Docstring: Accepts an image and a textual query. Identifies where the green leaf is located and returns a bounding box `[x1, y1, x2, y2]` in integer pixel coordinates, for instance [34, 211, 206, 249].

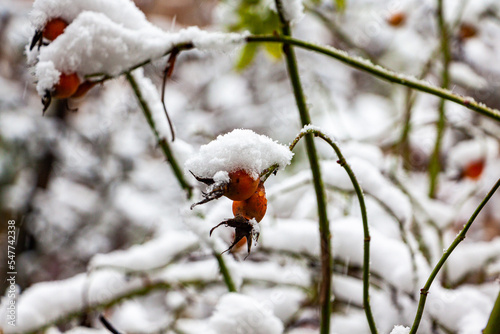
[335, 0, 346, 12]
[264, 42, 282, 60]
[235, 43, 258, 71]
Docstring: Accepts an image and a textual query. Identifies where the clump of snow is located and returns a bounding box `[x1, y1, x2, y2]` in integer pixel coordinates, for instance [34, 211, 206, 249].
[185, 129, 293, 180]
[29, 2, 248, 95]
[33, 11, 168, 83]
[390, 325, 410, 334]
[213, 170, 230, 183]
[209, 293, 284, 334]
[34, 61, 61, 95]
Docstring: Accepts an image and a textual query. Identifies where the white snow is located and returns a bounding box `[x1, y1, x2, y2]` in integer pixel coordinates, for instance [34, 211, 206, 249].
[89, 230, 199, 272]
[209, 293, 284, 334]
[262, 217, 414, 291]
[29, 3, 248, 95]
[446, 237, 500, 284]
[0, 270, 144, 333]
[449, 62, 487, 89]
[322, 157, 413, 227]
[239, 261, 311, 287]
[185, 129, 293, 180]
[34, 61, 61, 95]
[30, 0, 155, 31]
[390, 325, 410, 334]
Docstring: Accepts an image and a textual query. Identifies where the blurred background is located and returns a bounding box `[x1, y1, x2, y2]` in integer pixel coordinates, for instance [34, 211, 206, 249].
[1, 0, 500, 332]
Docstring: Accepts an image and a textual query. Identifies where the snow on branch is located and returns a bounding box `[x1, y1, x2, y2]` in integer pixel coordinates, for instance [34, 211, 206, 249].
[28, 0, 248, 95]
[89, 230, 199, 272]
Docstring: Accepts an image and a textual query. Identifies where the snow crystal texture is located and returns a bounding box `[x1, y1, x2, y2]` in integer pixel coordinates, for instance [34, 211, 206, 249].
[185, 129, 293, 180]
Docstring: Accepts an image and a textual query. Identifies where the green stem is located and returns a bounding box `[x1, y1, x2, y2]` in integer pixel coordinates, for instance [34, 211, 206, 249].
[290, 129, 378, 334]
[125, 72, 192, 199]
[127, 71, 236, 293]
[483, 290, 500, 334]
[399, 48, 438, 167]
[245, 35, 500, 122]
[409, 178, 500, 334]
[214, 252, 237, 292]
[274, 2, 332, 333]
[87, 37, 500, 123]
[429, 0, 452, 198]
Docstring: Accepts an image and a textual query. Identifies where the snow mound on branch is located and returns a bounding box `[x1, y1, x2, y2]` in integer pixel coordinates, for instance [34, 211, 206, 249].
[185, 129, 293, 180]
[89, 230, 198, 272]
[209, 293, 284, 334]
[29, 1, 248, 95]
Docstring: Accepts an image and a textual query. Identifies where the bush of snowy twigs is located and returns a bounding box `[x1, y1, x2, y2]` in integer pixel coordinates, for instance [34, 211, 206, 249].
[0, 0, 499, 333]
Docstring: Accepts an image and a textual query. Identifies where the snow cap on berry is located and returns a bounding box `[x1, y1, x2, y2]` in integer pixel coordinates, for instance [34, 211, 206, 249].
[185, 129, 293, 180]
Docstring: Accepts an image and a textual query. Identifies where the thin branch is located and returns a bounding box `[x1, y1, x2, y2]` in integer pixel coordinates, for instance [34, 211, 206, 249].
[398, 47, 438, 166]
[273, 2, 332, 333]
[245, 35, 500, 122]
[429, 0, 452, 198]
[409, 178, 500, 334]
[85, 36, 499, 123]
[290, 128, 378, 334]
[125, 72, 193, 199]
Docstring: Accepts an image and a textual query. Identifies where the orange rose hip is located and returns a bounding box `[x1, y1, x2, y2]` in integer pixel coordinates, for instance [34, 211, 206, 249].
[224, 170, 260, 201]
[232, 182, 267, 222]
[43, 18, 68, 41]
[52, 73, 81, 99]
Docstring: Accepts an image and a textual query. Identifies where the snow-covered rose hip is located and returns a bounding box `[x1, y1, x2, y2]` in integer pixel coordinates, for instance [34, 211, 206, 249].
[186, 129, 293, 208]
[185, 129, 293, 254]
